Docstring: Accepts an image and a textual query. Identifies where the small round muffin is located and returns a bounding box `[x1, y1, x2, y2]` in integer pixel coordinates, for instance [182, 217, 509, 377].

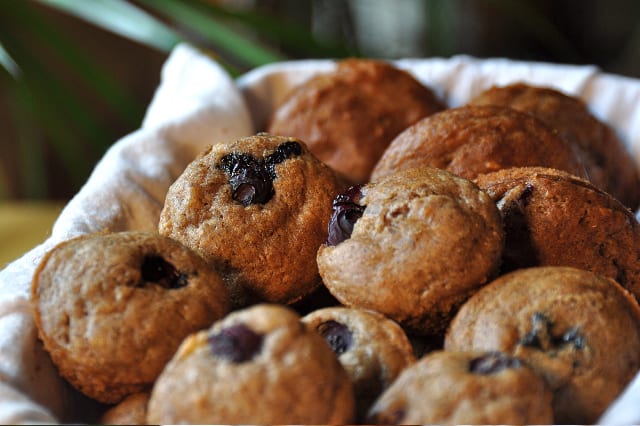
[474, 166, 640, 301]
[302, 307, 416, 421]
[370, 104, 588, 182]
[470, 82, 640, 209]
[367, 350, 553, 425]
[147, 304, 355, 424]
[267, 58, 446, 184]
[444, 266, 640, 424]
[158, 133, 343, 307]
[31, 231, 231, 404]
[100, 392, 149, 425]
[317, 166, 504, 336]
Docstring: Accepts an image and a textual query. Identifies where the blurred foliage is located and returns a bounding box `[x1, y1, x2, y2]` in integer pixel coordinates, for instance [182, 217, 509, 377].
[0, 0, 639, 200]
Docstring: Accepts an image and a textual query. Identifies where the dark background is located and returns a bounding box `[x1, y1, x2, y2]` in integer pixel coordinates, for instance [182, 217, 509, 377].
[1, 0, 639, 201]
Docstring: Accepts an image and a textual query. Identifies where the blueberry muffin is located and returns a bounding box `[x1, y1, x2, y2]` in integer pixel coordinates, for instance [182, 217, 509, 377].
[31, 231, 231, 404]
[100, 392, 149, 425]
[302, 307, 416, 421]
[317, 166, 504, 336]
[267, 58, 446, 184]
[147, 304, 355, 424]
[470, 82, 640, 209]
[367, 350, 553, 425]
[370, 104, 588, 182]
[445, 266, 640, 424]
[474, 166, 640, 301]
[158, 133, 343, 307]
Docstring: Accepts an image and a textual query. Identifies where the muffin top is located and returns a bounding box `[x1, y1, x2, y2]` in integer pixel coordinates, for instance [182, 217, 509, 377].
[268, 58, 446, 184]
[371, 104, 588, 182]
[445, 266, 640, 424]
[317, 166, 504, 335]
[470, 83, 640, 209]
[31, 231, 231, 403]
[159, 133, 343, 306]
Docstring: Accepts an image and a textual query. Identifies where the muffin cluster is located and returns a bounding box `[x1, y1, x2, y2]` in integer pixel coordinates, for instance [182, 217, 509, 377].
[30, 59, 640, 425]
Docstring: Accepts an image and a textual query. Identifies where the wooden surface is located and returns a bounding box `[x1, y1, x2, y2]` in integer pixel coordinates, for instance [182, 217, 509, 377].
[0, 201, 65, 268]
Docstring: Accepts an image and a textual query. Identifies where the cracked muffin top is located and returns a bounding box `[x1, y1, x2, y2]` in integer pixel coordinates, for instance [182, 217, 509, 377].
[474, 166, 640, 302]
[445, 266, 640, 424]
[469, 82, 640, 209]
[158, 133, 343, 307]
[317, 166, 504, 336]
[147, 304, 355, 424]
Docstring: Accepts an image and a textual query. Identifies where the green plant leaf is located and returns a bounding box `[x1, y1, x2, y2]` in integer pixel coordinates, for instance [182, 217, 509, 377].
[187, 0, 357, 58]
[0, 41, 20, 78]
[135, 0, 287, 70]
[36, 0, 181, 52]
[8, 1, 145, 128]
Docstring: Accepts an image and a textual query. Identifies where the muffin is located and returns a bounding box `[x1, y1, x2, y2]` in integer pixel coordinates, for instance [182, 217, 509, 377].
[474, 166, 640, 301]
[370, 104, 588, 182]
[470, 82, 640, 208]
[367, 350, 553, 425]
[317, 166, 504, 335]
[147, 304, 355, 424]
[267, 58, 446, 184]
[158, 133, 343, 306]
[445, 266, 640, 424]
[31, 231, 231, 403]
[302, 307, 416, 421]
[99, 392, 149, 425]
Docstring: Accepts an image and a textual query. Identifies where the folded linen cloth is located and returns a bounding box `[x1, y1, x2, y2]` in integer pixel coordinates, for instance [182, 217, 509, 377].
[1, 42, 639, 424]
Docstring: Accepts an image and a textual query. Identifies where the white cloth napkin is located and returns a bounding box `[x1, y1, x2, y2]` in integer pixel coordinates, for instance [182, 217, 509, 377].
[1, 43, 639, 424]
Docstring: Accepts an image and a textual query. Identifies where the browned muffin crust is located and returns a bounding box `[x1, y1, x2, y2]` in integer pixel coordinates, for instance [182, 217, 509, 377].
[371, 104, 588, 182]
[158, 134, 343, 307]
[268, 58, 446, 184]
[470, 82, 640, 209]
[474, 166, 640, 302]
[367, 350, 553, 425]
[147, 304, 355, 424]
[31, 231, 231, 404]
[302, 307, 416, 421]
[445, 266, 640, 424]
[317, 166, 504, 336]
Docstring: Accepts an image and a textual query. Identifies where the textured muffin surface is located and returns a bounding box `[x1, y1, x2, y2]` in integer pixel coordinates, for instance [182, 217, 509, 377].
[371, 104, 588, 182]
[302, 307, 415, 421]
[147, 304, 355, 424]
[31, 231, 231, 403]
[445, 266, 640, 424]
[159, 134, 342, 306]
[317, 166, 504, 335]
[268, 58, 446, 183]
[475, 166, 640, 301]
[470, 82, 640, 208]
[367, 350, 553, 425]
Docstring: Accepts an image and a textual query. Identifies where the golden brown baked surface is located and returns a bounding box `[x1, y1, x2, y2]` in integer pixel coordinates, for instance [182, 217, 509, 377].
[475, 166, 640, 302]
[147, 304, 355, 424]
[370, 104, 589, 182]
[267, 58, 446, 184]
[367, 350, 553, 425]
[31, 231, 231, 404]
[99, 392, 149, 425]
[302, 306, 415, 421]
[445, 266, 640, 424]
[470, 83, 640, 209]
[158, 133, 343, 306]
[317, 166, 504, 336]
